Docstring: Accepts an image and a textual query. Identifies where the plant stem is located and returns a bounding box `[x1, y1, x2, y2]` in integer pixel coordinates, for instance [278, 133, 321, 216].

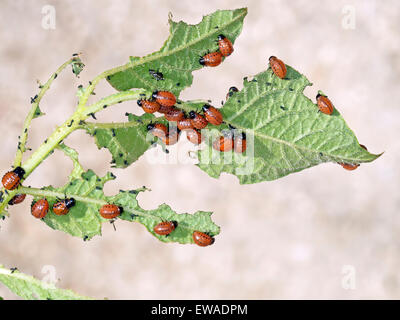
[13, 57, 78, 168]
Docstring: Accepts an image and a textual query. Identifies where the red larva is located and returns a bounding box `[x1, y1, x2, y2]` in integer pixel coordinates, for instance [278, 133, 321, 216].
[199, 52, 223, 67]
[2, 167, 25, 190]
[99, 204, 122, 219]
[233, 132, 247, 153]
[202, 104, 223, 125]
[316, 94, 334, 115]
[152, 91, 176, 108]
[147, 123, 168, 139]
[189, 111, 208, 129]
[137, 100, 160, 114]
[177, 118, 194, 131]
[218, 34, 234, 57]
[192, 231, 214, 247]
[165, 108, 185, 122]
[269, 56, 287, 79]
[162, 132, 179, 146]
[31, 199, 49, 219]
[339, 163, 360, 171]
[186, 129, 203, 145]
[154, 221, 176, 236]
[8, 194, 26, 205]
[53, 198, 76, 216]
[213, 135, 233, 152]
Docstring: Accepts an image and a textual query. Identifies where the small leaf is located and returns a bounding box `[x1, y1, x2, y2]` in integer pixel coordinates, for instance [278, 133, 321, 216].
[197, 66, 381, 184]
[33, 105, 45, 119]
[85, 113, 164, 168]
[0, 265, 92, 300]
[114, 191, 220, 244]
[107, 8, 247, 96]
[71, 57, 85, 76]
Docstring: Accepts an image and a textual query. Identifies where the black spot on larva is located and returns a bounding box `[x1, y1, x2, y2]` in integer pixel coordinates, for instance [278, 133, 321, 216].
[111, 129, 116, 137]
[54, 73, 58, 79]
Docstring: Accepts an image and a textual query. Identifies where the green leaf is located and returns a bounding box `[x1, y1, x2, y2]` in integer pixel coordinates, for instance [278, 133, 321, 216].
[115, 191, 220, 244]
[31, 144, 220, 244]
[107, 8, 247, 96]
[33, 105, 45, 119]
[71, 57, 85, 76]
[85, 113, 161, 168]
[197, 66, 381, 184]
[0, 265, 92, 300]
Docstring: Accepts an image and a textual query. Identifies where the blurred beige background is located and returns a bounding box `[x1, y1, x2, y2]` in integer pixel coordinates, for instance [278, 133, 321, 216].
[0, 0, 398, 299]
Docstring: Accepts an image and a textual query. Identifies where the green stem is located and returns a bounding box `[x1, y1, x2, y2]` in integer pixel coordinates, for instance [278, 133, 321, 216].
[13, 57, 78, 168]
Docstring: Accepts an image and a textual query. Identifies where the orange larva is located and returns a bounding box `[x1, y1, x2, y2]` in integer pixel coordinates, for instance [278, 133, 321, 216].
[152, 91, 176, 108]
[199, 52, 223, 67]
[213, 135, 233, 152]
[218, 34, 234, 57]
[31, 199, 49, 219]
[189, 111, 208, 129]
[165, 108, 185, 122]
[147, 123, 168, 139]
[192, 231, 214, 247]
[233, 132, 247, 153]
[2, 167, 25, 190]
[8, 194, 26, 205]
[162, 133, 179, 146]
[53, 198, 75, 216]
[177, 118, 194, 131]
[137, 100, 160, 114]
[186, 129, 203, 145]
[202, 104, 223, 125]
[316, 94, 334, 115]
[154, 221, 176, 236]
[99, 204, 122, 219]
[269, 56, 287, 79]
[339, 163, 360, 171]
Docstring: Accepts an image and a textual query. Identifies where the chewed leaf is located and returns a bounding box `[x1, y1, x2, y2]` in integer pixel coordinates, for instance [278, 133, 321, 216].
[197, 66, 381, 184]
[107, 8, 247, 96]
[0, 265, 92, 300]
[85, 113, 165, 168]
[32, 145, 220, 243]
[114, 191, 220, 244]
